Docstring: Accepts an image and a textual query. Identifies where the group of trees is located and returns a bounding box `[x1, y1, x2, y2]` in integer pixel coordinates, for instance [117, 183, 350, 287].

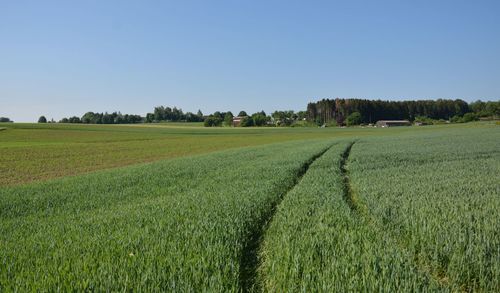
[57, 112, 143, 124]
[146, 106, 203, 123]
[0, 117, 13, 122]
[306, 98, 481, 125]
[469, 100, 500, 118]
[54, 106, 204, 124]
[203, 111, 238, 127]
[203, 110, 308, 127]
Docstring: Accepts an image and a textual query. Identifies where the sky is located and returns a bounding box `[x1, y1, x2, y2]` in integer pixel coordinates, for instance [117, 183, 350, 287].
[1, 0, 499, 122]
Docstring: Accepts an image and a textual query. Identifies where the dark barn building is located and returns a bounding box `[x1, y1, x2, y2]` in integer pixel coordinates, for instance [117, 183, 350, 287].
[376, 120, 411, 127]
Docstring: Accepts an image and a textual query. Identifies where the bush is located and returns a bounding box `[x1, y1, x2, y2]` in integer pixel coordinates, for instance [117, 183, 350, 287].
[462, 113, 479, 122]
[326, 120, 338, 127]
[240, 116, 254, 127]
[252, 114, 267, 126]
[68, 116, 81, 123]
[224, 113, 234, 126]
[414, 116, 434, 125]
[346, 112, 361, 126]
[291, 120, 316, 127]
[450, 115, 463, 123]
[38, 116, 47, 123]
[203, 116, 223, 127]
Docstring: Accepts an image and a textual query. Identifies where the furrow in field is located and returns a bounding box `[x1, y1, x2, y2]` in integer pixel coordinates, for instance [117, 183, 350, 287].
[258, 142, 443, 291]
[0, 139, 334, 291]
[339, 141, 357, 212]
[342, 142, 452, 289]
[348, 130, 500, 291]
[239, 144, 333, 292]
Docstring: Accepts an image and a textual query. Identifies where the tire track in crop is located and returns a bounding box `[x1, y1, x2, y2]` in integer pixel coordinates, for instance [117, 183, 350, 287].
[340, 141, 357, 213]
[340, 142, 453, 290]
[239, 145, 333, 293]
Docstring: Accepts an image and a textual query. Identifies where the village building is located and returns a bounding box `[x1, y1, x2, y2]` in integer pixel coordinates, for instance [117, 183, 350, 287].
[376, 120, 411, 127]
[232, 116, 245, 127]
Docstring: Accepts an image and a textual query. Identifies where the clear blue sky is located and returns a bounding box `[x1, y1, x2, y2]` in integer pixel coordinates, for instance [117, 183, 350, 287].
[1, 0, 499, 122]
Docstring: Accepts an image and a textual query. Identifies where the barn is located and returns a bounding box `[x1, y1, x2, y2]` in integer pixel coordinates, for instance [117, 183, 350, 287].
[376, 120, 411, 127]
[232, 116, 244, 127]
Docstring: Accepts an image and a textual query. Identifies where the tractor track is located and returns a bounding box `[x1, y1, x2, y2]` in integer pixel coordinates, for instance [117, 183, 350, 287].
[239, 144, 333, 292]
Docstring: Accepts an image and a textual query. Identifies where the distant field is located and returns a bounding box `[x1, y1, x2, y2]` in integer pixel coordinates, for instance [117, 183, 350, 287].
[0, 121, 462, 186]
[1, 122, 338, 186]
[0, 122, 498, 291]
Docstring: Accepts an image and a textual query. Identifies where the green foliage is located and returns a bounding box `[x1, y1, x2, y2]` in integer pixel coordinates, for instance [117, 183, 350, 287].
[469, 100, 500, 117]
[68, 116, 81, 123]
[145, 113, 154, 123]
[238, 111, 248, 117]
[272, 110, 296, 126]
[224, 112, 234, 126]
[450, 113, 480, 123]
[38, 116, 47, 123]
[203, 115, 223, 127]
[308, 98, 470, 125]
[326, 120, 338, 127]
[76, 111, 142, 124]
[450, 115, 462, 123]
[346, 112, 361, 126]
[414, 115, 434, 124]
[0, 117, 12, 122]
[290, 120, 316, 127]
[240, 116, 254, 127]
[462, 112, 479, 122]
[251, 112, 268, 126]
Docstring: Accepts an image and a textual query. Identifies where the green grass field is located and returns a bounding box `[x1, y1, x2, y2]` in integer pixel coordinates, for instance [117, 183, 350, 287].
[0, 122, 498, 291]
[0, 122, 371, 186]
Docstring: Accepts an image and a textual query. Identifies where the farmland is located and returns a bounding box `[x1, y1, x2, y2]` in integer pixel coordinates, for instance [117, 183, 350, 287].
[0, 122, 498, 291]
[1, 122, 374, 186]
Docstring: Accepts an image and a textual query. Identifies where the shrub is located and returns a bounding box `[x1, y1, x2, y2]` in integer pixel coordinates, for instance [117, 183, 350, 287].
[346, 112, 362, 126]
[450, 115, 463, 123]
[203, 116, 223, 127]
[462, 112, 479, 122]
[240, 116, 254, 127]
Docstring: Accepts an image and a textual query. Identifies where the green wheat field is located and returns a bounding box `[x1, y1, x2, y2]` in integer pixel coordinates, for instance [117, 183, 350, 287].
[0, 122, 498, 291]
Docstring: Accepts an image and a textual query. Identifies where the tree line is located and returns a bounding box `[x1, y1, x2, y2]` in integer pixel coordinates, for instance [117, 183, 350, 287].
[146, 106, 204, 123]
[35, 99, 499, 126]
[306, 98, 499, 125]
[55, 107, 204, 124]
[51, 107, 308, 127]
[56, 112, 143, 124]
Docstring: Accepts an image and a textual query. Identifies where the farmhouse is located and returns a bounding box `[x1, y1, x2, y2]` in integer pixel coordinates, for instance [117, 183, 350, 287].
[232, 116, 245, 127]
[376, 120, 411, 127]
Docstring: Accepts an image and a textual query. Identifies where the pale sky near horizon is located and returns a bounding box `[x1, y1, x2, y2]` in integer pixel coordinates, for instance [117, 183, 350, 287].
[1, 0, 499, 122]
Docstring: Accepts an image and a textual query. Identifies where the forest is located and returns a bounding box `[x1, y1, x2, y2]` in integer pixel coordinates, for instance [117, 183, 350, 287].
[306, 98, 499, 125]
